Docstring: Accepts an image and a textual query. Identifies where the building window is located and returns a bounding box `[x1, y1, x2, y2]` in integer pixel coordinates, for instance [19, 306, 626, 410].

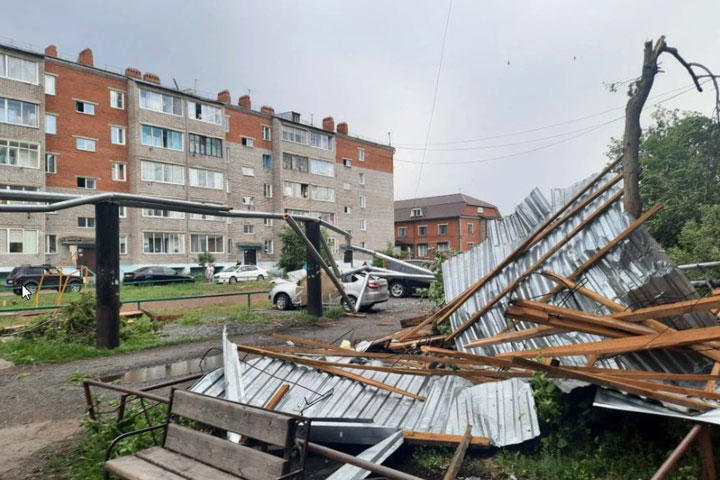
[0, 140, 40, 168]
[141, 160, 185, 184]
[0, 184, 39, 205]
[188, 133, 222, 157]
[142, 209, 184, 219]
[77, 217, 96, 228]
[143, 232, 184, 254]
[417, 243, 428, 257]
[282, 153, 308, 172]
[437, 242, 449, 252]
[44, 74, 56, 95]
[262, 125, 271, 141]
[418, 225, 427, 236]
[111, 126, 126, 145]
[343, 182, 351, 191]
[468, 222, 474, 234]
[141, 125, 183, 151]
[282, 125, 307, 144]
[189, 168, 223, 189]
[359, 172, 365, 185]
[343, 158, 352, 168]
[77, 177, 96, 189]
[327, 237, 338, 254]
[467, 242, 475, 248]
[191, 213, 222, 221]
[241, 166, 255, 177]
[7, 229, 38, 253]
[360, 219, 367, 231]
[398, 227, 407, 238]
[241, 137, 254, 147]
[344, 206, 352, 214]
[262, 154, 273, 169]
[45, 234, 57, 254]
[75, 101, 95, 115]
[360, 241, 367, 248]
[264, 184, 273, 198]
[191, 234, 224, 253]
[45, 153, 57, 173]
[119, 206, 127, 218]
[110, 90, 125, 109]
[139, 89, 183, 116]
[310, 131, 333, 150]
[360, 195, 366, 208]
[112, 162, 126, 182]
[243, 224, 255, 234]
[264, 218, 273, 227]
[187, 101, 222, 125]
[224, 115, 230, 132]
[45, 114, 57, 134]
[0, 54, 38, 84]
[0, 97, 38, 127]
[438, 224, 448, 235]
[358, 148, 365, 162]
[283, 181, 308, 198]
[264, 239, 274, 254]
[75, 137, 96, 152]
[477, 207, 485, 214]
[242, 196, 254, 206]
[310, 185, 335, 202]
[310, 158, 335, 177]
[410, 208, 423, 218]
[119, 236, 128, 255]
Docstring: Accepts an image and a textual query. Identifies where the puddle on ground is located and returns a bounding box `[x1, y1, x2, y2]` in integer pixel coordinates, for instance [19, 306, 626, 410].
[100, 355, 223, 384]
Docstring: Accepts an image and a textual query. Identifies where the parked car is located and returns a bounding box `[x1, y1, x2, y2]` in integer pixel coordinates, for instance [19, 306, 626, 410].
[123, 266, 195, 286]
[269, 270, 389, 311]
[6, 264, 84, 295]
[383, 259, 434, 298]
[213, 265, 268, 284]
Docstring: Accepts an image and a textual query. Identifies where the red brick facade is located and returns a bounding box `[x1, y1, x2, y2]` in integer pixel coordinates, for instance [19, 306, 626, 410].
[396, 216, 489, 257]
[335, 135, 393, 174]
[225, 107, 272, 150]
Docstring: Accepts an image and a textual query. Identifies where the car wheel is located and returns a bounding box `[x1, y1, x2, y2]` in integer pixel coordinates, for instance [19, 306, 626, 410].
[389, 281, 406, 298]
[257, 275, 264, 281]
[275, 293, 292, 311]
[24, 282, 38, 294]
[229, 277, 237, 284]
[68, 281, 82, 293]
[343, 295, 358, 312]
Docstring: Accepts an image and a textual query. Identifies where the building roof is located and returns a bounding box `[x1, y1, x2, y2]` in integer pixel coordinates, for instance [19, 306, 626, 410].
[394, 193, 497, 222]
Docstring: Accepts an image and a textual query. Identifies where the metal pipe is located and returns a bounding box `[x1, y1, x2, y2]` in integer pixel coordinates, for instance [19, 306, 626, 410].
[303, 441, 424, 480]
[95, 203, 120, 349]
[367, 267, 435, 280]
[349, 244, 432, 275]
[318, 235, 342, 278]
[678, 261, 720, 270]
[83, 379, 169, 404]
[354, 272, 372, 314]
[650, 424, 704, 480]
[305, 221, 323, 317]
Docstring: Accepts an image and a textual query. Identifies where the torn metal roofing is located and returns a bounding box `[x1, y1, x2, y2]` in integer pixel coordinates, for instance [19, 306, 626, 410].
[443, 175, 718, 374]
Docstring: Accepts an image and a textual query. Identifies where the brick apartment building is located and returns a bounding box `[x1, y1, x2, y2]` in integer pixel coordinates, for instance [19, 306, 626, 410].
[394, 194, 500, 258]
[0, 42, 394, 274]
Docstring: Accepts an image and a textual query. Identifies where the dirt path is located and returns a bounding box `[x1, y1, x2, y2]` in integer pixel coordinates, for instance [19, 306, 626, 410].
[0, 298, 430, 479]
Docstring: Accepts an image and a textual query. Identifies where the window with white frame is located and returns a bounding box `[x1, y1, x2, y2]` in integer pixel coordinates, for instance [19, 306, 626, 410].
[119, 206, 127, 218]
[141, 160, 184, 184]
[241, 166, 255, 177]
[437, 242, 449, 251]
[359, 172, 365, 185]
[7, 229, 37, 253]
[142, 209, 184, 219]
[344, 206, 352, 214]
[139, 89, 183, 116]
[44, 74, 56, 95]
[141, 125, 183, 151]
[359, 195, 366, 208]
[243, 224, 254, 234]
[477, 207, 485, 213]
[262, 125, 271, 141]
[191, 213, 222, 221]
[282, 125, 307, 144]
[358, 147, 365, 162]
[264, 239, 274, 254]
[310, 185, 335, 202]
[0, 140, 40, 168]
[0, 97, 38, 127]
[110, 90, 125, 109]
[310, 158, 335, 177]
[262, 154, 273, 169]
[143, 232, 184, 254]
[468, 222, 474, 234]
[0, 54, 38, 84]
[241, 137, 254, 147]
[264, 184, 273, 198]
[242, 196, 254, 206]
[283, 181, 307, 198]
[45, 114, 56, 134]
[327, 237, 338, 254]
[343, 182, 351, 191]
[45, 153, 57, 173]
[343, 158, 352, 168]
[264, 218, 273, 227]
[111, 126, 126, 145]
[468, 242, 475, 248]
[418, 225, 427, 236]
[119, 236, 128, 255]
[282, 153, 308, 172]
[223, 115, 230, 132]
[417, 243, 428, 257]
[112, 162, 126, 181]
[360, 219, 367, 231]
[189, 168, 223, 189]
[187, 101, 222, 125]
[76, 137, 96, 151]
[77, 177, 96, 189]
[410, 208, 422, 218]
[77, 217, 96, 228]
[189, 133, 222, 158]
[75, 100, 95, 115]
[46, 234, 57, 254]
[191, 234, 224, 253]
[398, 227, 407, 237]
[310, 131, 333, 150]
[437, 224, 448, 235]
[360, 241, 367, 248]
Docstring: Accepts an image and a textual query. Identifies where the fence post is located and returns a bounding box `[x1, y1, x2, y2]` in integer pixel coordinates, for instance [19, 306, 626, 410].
[95, 202, 121, 349]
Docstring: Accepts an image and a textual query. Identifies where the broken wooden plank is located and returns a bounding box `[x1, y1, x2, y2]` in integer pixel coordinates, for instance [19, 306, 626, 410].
[611, 295, 720, 323]
[402, 430, 490, 448]
[443, 425, 473, 480]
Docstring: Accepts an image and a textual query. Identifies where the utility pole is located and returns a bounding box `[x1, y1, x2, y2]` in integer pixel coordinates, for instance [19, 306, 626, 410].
[95, 202, 120, 348]
[305, 221, 323, 317]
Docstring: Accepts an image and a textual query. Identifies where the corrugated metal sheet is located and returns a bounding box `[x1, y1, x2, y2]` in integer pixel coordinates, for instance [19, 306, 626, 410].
[443, 175, 718, 374]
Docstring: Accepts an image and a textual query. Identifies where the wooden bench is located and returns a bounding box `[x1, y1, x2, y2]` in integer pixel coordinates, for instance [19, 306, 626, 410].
[104, 389, 310, 480]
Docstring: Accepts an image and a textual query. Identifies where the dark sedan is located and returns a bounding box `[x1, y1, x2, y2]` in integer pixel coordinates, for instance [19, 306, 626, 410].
[122, 266, 195, 286]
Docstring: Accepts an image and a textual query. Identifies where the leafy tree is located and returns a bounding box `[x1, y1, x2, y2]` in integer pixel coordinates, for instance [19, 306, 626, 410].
[278, 227, 331, 272]
[196, 252, 215, 267]
[371, 243, 398, 268]
[668, 205, 720, 265]
[417, 248, 460, 309]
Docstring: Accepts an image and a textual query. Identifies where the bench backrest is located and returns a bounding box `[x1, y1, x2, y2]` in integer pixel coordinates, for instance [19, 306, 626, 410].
[164, 390, 300, 480]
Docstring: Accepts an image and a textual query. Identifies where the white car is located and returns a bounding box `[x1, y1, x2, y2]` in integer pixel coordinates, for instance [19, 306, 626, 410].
[213, 265, 268, 284]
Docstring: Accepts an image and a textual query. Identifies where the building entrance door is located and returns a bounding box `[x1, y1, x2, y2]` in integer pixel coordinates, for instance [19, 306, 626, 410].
[77, 246, 97, 272]
[243, 248, 257, 265]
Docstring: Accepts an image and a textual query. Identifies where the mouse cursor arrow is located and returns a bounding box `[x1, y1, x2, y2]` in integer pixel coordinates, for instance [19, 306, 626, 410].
[21, 286, 32, 300]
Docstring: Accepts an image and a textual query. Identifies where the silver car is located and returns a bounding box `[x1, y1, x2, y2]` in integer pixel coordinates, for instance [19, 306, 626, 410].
[269, 271, 389, 311]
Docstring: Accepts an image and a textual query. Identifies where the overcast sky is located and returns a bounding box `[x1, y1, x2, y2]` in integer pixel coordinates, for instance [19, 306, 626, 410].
[4, 1, 719, 214]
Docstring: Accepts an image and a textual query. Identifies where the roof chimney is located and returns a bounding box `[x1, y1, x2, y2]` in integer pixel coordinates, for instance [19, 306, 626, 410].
[336, 122, 348, 135]
[238, 95, 251, 109]
[217, 89, 231, 104]
[142, 72, 160, 84]
[45, 45, 58, 57]
[260, 106, 275, 115]
[77, 48, 94, 67]
[125, 67, 141, 79]
[322, 116, 335, 132]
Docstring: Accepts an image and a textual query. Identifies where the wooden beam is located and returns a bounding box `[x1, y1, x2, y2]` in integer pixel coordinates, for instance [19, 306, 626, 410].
[462, 324, 563, 349]
[264, 384, 290, 410]
[611, 296, 720, 323]
[402, 430, 490, 448]
[443, 425, 473, 480]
